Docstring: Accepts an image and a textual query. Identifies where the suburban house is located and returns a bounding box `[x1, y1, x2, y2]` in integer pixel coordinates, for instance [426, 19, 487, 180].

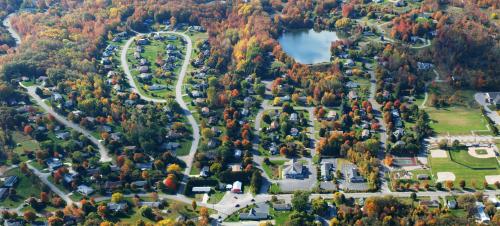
[231, 181, 242, 193]
[320, 160, 337, 181]
[46, 158, 63, 171]
[239, 203, 269, 221]
[447, 200, 457, 209]
[273, 203, 292, 211]
[192, 187, 212, 193]
[77, 185, 94, 196]
[107, 202, 128, 213]
[485, 92, 500, 106]
[326, 111, 338, 121]
[0, 188, 8, 200]
[55, 131, 70, 140]
[200, 166, 210, 177]
[282, 159, 305, 179]
[475, 202, 490, 223]
[346, 167, 365, 183]
[2, 176, 18, 188]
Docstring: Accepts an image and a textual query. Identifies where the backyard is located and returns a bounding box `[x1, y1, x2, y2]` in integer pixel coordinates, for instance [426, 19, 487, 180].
[262, 159, 287, 180]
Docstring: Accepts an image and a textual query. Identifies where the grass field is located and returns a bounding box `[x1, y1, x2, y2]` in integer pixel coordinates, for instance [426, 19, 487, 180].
[427, 107, 488, 135]
[429, 154, 500, 190]
[449, 149, 498, 169]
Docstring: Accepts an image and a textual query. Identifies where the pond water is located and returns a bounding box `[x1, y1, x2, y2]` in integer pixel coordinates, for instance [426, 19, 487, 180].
[278, 29, 339, 64]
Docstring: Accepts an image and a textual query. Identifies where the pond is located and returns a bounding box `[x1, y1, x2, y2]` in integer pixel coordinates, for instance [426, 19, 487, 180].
[278, 29, 339, 64]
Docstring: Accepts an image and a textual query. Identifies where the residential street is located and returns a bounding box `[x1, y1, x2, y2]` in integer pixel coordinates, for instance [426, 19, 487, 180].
[26, 162, 75, 206]
[20, 84, 113, 163]
[120, 30, 199, 191]
[475, 92, 500, 125]
[2, 13, 21, 49]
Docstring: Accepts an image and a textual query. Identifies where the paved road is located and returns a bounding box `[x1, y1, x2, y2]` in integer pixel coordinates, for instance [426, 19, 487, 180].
[20, 84, 113, 162]
[475, 93, 500, 125]
[26, 162, 75, 206]
[251, 98, 318, 192]
[2, 13, 21, 49]
[19, 82, 112, 162]
[9, 14, 112, 163]
[366, 63, 389, 192]
[120, 31, 199, 179]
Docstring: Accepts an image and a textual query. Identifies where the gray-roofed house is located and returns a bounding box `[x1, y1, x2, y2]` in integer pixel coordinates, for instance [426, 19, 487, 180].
[77, 185, 94, 196]
[192, 187, 212, 193]
[0, 188, 8, 200]
[239, 203, 269, 221]
[3, 176, 18, 188]
[46, 158, 63, 171]
[56, 131, 70, 140]
[485, 92, 500, 106]
[107, 202, 128, 213]
[346, 167, 365, 183]
[138, 66, 149, 73]
[282, 159, 305, 179]
[273, 203, 291, 211]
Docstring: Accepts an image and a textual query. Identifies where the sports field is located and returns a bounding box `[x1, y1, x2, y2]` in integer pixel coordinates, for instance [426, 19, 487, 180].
[427, 107, 488, 135]
[429, 149, 500, 189]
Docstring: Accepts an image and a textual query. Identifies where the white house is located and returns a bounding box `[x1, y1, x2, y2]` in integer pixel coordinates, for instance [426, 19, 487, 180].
[475, 202, 490, 223]
[231, 181, 242, 193]
[77, 185, 94, 196]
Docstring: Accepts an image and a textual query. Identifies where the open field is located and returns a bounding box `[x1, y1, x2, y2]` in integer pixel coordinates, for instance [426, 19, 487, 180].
[427, 107, 488, 135]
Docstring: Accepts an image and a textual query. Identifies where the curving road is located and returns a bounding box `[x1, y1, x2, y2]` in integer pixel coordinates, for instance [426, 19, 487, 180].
[20, 84, 113, 162]
[2, 13, 21, 50]
[120, 31, 199, 177]
[8, 13, 112, 163]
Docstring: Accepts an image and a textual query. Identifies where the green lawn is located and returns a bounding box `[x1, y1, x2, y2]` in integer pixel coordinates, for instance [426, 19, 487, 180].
[262, 160, 286, 180]
[270, 208, 292, 225]
[269, 183, 281, 194]
[115, 197, 214, 224]
[207, 190, 225, 204]
[429, 154, 500, 190]
[0, 168, 45, 208]
[427, 107, 488, 135]
[448, 148, 498, 169]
